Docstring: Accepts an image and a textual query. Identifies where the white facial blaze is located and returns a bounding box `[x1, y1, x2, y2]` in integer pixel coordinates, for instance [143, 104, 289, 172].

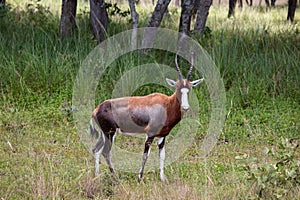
[180, 88, 190, 111]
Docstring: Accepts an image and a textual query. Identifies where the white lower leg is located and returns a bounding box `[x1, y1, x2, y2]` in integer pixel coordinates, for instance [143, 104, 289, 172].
[94, 133, 105, 177]
[94, 150, 101, 176]
[159, 146, 165, 181]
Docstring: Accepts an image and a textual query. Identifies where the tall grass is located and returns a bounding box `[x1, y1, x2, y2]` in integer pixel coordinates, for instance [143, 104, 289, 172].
[0, 1, 299, 199]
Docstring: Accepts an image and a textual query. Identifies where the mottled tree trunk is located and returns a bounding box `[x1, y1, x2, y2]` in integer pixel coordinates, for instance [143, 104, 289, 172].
[194, 0, 212, 33]
[90, 0, 108, 43]
[245, 0, 253, 6]
[179, 0, 194, 35]
[0, 0, 5, 8]
[147, 0, 171, 27]
[228, 0, 237, 18]
[193, 0, 200, 16]
[271, 0, 276, 6]
[238, 0, 243, 8]
[0, 0, 5, 6]
[129, 0, 139, 49]
[142, 0, 171, 48]
[265, 0, 276, 7]
[287, 0, 297, 22]
[60, 0, 77, 39]
[178, 0, 194, 50]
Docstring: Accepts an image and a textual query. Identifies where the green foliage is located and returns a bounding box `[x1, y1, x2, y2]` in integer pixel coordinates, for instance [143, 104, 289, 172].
[106, 2, 130, 18]
[0, 1, 96, 110]
[237, 138, 300, 199]
[2, 0, 55, 31]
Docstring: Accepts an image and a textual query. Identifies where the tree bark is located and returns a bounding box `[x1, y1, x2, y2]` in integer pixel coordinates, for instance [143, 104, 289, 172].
[238, 0, 243, 8]
[90, 0, 109, 43]
[194, 0, 212, 33]
[179, 0, 194, 35]
[60, 0, 77, 39]
[193, 0, 200, 17]
[271, 0, 276, 6]
[128, 0, 139, 49]
[178, 0, 195, 50]
[228, 0, 237, 18]
[142, 0, 171, 48]
[265, 0, 276, 7]
[0, 0, 5, 6]
[245, 0, 253, 6]
[147, 0, 171, 28]
[287, 0, 297, 22]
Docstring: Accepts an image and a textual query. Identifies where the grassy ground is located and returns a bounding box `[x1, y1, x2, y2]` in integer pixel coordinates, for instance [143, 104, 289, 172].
[0, 1, 299, 199]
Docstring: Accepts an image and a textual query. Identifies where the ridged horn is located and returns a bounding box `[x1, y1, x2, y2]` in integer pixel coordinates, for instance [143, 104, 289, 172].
[186, 52, 194, 80]
[175, 53, 183, 80]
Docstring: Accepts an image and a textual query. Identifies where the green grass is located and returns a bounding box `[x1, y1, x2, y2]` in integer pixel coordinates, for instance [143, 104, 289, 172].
[0, 1, 299, 199]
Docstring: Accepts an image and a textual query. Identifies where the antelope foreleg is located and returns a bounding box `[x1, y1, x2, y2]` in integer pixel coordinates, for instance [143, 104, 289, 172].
[138, 136, 154, 182]
[157, 137, 166, 181]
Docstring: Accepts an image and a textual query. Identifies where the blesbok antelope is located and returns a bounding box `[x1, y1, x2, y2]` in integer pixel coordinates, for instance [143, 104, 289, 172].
[90, 53, 204, 181]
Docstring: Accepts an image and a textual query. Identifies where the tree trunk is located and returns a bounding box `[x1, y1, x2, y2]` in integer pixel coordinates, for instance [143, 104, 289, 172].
[228, 0, 237, 18]
[193, 0, 200, 16]
[194, 0, 212, 33]
[142, 0, 171, 48]
[0, 0, 5, 9]
[90, 0, 109, 43]
[238, 0, 243, 8]
[265, 0, 276, 7]
[60, 0, 77, 39]
[271, 0, 276, 6]
[179, 0, 194, 35]
[147, 0, 171, 28]
[0, 0, 5, 6]
[178, 0, 195, 50]
[287, 0, 297, 22]
[128, 0, 139, 49]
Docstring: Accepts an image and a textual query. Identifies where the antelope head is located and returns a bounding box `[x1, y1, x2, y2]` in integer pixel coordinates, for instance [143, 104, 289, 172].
[166, 53, 204, 111]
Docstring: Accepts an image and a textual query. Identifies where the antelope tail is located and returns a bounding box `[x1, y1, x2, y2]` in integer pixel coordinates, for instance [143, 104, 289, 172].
[90, 118, 100, 139]
[90, 118, 106, 154]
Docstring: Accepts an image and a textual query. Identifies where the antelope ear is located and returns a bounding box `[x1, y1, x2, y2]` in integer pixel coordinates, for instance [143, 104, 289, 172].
[166, 78, 177, 87]
[191, 78, 204, 87]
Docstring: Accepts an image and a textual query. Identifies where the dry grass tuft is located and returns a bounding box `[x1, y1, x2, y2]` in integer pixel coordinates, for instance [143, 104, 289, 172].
[114, 180, 200, 200]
